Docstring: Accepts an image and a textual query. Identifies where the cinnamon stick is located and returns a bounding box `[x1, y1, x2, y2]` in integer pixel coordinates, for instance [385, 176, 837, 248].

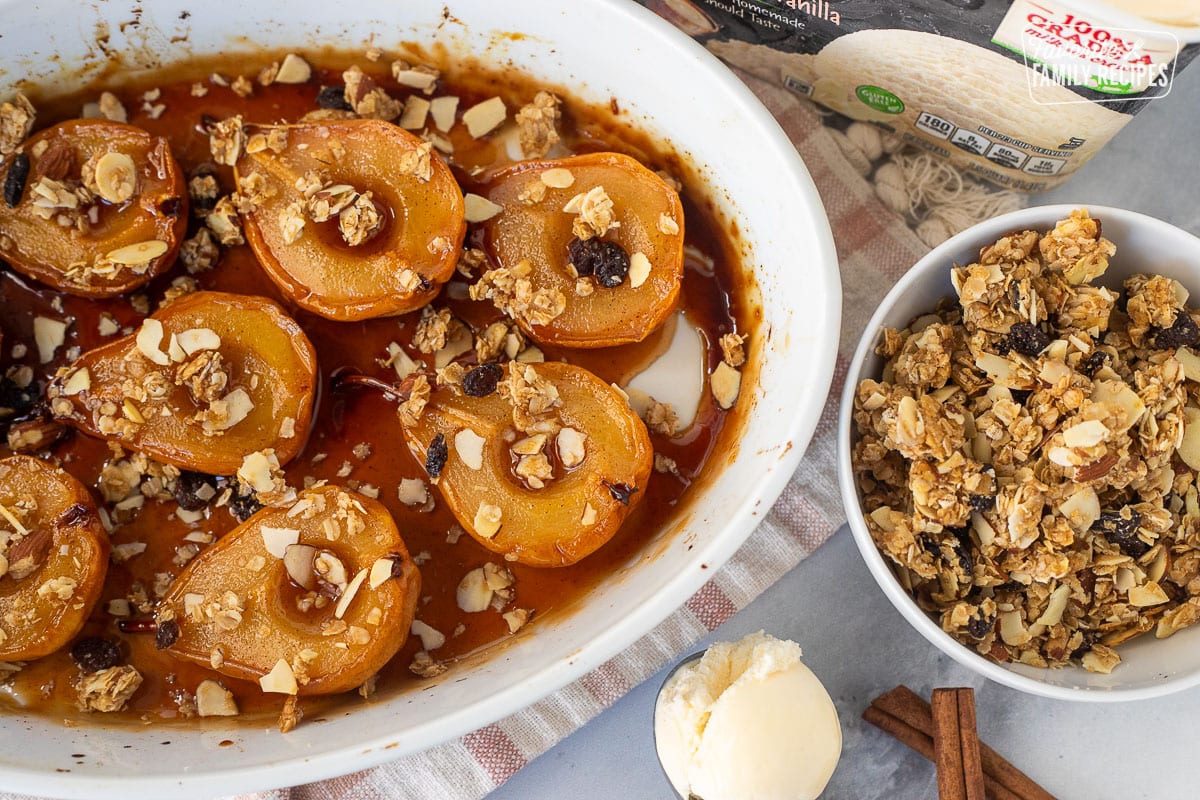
[864, 685, 1056, 800]
[931, 688, 985, 800]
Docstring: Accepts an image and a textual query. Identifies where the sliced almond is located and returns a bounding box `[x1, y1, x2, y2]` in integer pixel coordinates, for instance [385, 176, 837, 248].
[473, 502, 503, 539]
[1178, 348, 1200, 383]
[556, 427, 586, 468]
[1128, 581, 1169, 607]
[998, 609, 1031, 646]
[106, 240, 169, 266]
[261, 526, 300, 559]
[33, 316, 67, 365]
[502, 608, 530, 634]
[313, 550, 348, 589]
[658, 213, 680, 236]
[167, 333, 186, 363]
[196, 679, 239, 717]
[1031, 584, 1072, 630]
[539, 168, 575, 189]
[580, 503, 597, 527]
[135, 318, 169, 365]
[628, 252, 651, 289]
[217, 388, 255, 432]
[429, 96, 459, 132]
[392, 66, 439, 92]
[399, 96, 431, 130]
[1180, 406, 1200, 471]
[94, 152, 138, 203]
[410, 619, 445, 651]
[454, 428, 485, 470]
[274, 53, 312, 84]
[368, 555, 400, 589]
[62, 367, 91, 395]
[512, 434, 548, 456]
[1062, 419, 1108, 448]
[122, 399, 145, 424]
[1058, 487, 1101, 533]
[461, 96, 506, 138]
[177, 328, 222, 356]
[259, 659, 298, 695]
[283, 543, 318, 590]
[334, 568, 368, 619]
[397, 478, 429, 506]
[710, 361, 741, 409]
[456, 567, 493, 613]
[463, 193, 503, 223]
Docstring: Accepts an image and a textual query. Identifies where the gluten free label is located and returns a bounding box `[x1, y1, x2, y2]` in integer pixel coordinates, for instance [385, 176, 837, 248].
[855, 85, 905, 115]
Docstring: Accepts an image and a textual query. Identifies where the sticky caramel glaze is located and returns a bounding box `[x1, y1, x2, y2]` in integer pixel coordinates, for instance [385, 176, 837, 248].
[0, 62, 746, 724]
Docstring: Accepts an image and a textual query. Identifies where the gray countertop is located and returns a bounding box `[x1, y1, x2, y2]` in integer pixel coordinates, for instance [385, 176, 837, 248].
[488, 62, 1200, 800]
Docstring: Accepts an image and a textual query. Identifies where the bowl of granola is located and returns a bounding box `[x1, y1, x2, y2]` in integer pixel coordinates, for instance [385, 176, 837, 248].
[0, 0, 840, 796]
[840, 205, 1200, 701]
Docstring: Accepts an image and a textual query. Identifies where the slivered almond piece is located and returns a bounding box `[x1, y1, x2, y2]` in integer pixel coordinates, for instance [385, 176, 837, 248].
[462, 97, 506, 138]
[1129, 581, 1169, 607]
[62, 367, 91, 395]
[399, 96, 431, 130]
[368, 556, 399, 589]
[106, 240, 169, 266]
[33, 316, 67, 364]
[456, 567, 492, 613]
[540, 168, 574, 189]
[259, 659, 299, 694]
[135, 318, 169, 365]
[473, 502, 502, 539]
[196, 679, 239, 716]
[454, 428, 485, 470]
[556, 428, 586, 468]
[261, 526, 300, 559]
[274, 53, 312, 84]
[333, 568, 368, 619]
[177, 328, 221, 355]
[410, 619, 445, 651]
[710, 361, 741, 409]
[628, 252, 651, 289]
[283, 543, 318, 590]
[1062, 419, 1108, 448]
[463, 193, 503, 223]
[429, 96, 459, 132]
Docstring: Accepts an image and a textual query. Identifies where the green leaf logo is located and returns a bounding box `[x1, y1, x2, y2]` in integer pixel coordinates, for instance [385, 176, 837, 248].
[855, 85, 905, 115]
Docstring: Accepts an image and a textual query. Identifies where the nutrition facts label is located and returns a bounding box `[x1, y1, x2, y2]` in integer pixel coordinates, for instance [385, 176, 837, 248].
[914, 108, 1073, 176]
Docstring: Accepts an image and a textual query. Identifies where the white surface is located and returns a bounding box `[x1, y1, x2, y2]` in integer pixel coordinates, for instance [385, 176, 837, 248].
[839, 202, 1200, 700]
[0, 0, 840, 797]
[489, 51, 1200, 800]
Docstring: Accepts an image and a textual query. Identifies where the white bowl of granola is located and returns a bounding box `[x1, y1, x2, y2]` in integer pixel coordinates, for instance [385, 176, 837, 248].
[840, 204, 1200, 701]
[0, 0, 840, 796]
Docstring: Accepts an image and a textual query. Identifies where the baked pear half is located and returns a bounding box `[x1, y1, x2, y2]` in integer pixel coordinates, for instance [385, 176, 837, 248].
[48, 291, 317, 475]
[234, 119, 466, 321]
[158, 486, 421, 696]
[401, 361, 653, 567]
[0, 119, 187, 297]
[476, 152, 684, 348]
[0, 456, 109, 661]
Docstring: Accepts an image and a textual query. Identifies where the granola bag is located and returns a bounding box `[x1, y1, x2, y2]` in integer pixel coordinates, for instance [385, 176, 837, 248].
[640, 0, 1199, 191]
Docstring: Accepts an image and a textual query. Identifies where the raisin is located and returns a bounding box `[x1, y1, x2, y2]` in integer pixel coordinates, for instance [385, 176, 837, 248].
[155, 619, 179, 650]
[71, 637, 122, 673]
[158, 196, 183, 218]
[1150, 310, 1200, 350]
[1070, 630, 1097, 661]
[1000, 322, 1051, 357]
[968, 494, 995, 513]
[56, 503, 92, 527]
[1094, 508, 1149, 557]
[1080, 350, 1110, 377]
[568, 237, 629, 287]
[602, 480, 638, 505]
[462, 363, 503, 397]
[4, 152, 29, 208]
[425, 433, 448, 479]
[228, 490, 264, 522]
[317, 85, 353, 111]
[388, 554, 407, 580]
[966, 611, 994, 640]
[174, 470, 218, 512]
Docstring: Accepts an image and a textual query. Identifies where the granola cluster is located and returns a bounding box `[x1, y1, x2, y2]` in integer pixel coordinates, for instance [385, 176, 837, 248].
[852, 210, 1200, 674]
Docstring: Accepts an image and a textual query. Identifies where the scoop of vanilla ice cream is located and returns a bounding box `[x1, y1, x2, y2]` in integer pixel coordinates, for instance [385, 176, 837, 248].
[655, 632, 841, 800]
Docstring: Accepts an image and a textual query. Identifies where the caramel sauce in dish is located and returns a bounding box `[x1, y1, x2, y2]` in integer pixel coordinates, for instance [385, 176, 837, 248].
[0, 55, 750, 727]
